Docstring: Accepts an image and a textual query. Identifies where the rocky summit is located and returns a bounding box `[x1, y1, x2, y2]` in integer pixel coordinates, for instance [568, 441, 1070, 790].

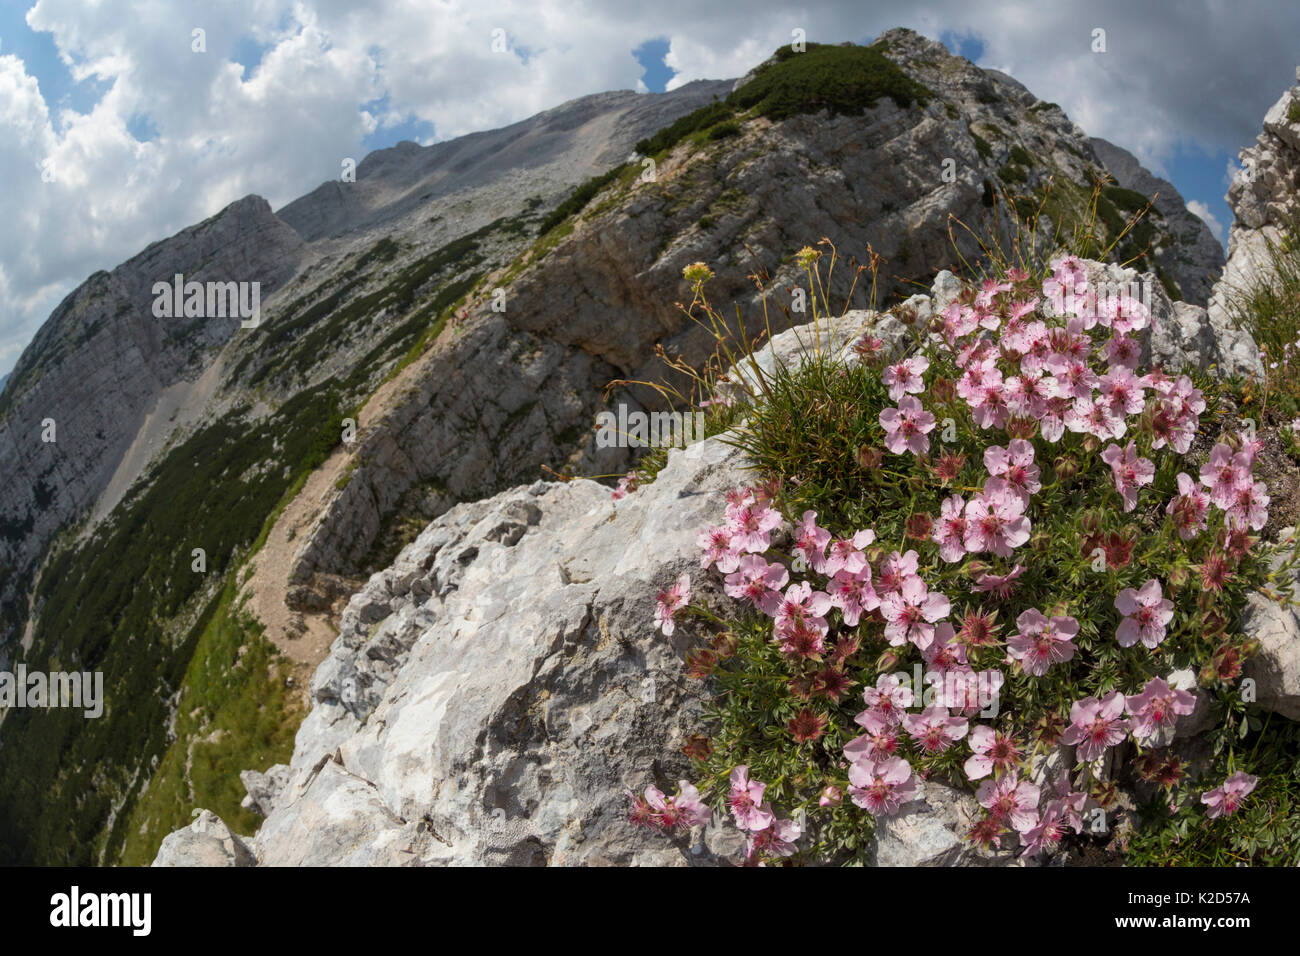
[0, 27, 1293, 869]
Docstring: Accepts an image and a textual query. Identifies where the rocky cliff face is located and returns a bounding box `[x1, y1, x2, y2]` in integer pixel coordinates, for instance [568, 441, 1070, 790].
[2, 28, 1246, 865]
[0, 195, 304, 654]
[285, 29, 1225, 597]
[0, 82, 733, 659]
[1089, 137, 1224, 305]
[1208, 68, 1300, 329]
[0, 78, 739, 864]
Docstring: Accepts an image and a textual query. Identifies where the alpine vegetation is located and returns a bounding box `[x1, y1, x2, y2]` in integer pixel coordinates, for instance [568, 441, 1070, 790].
[630, 247, 1299, 865]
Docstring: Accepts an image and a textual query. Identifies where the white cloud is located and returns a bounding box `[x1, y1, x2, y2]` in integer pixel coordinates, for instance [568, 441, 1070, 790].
[1186, 199, 1226, 244]
[1, 0, 1297, 375]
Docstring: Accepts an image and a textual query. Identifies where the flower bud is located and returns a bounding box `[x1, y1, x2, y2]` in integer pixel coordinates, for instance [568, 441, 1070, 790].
[856, 445, 884, 471]
[1053, 455, 1078, 481]
[1006, 416, 1037, 440]
[930, 377, 956, 405]
[682, 734, 713, 761]
[711, 631, 739, 659]
[682, 261, 714, 286]
[686, 649, 717, 679]
[905, 512, 934, 540]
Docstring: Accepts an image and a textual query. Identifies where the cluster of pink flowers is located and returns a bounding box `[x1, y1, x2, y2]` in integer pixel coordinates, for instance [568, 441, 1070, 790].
[1196, 440, 1271, 532]
[1058, 677, 1198, 761]
[727, 766, 804, 863]
[631, 254, 1277, 864]
[695, 486, 784, 572]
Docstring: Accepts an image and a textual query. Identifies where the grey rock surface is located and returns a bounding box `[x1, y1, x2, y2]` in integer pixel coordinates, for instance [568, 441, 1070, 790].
[1089, 137, 1224, 305]
[240, 433, 751, 865]
[240, 765, 291, 817]
[152, 810, 255, 867]
[1208, 71, 1300, 340]
[0, 195, 304, 648]
[1071, 259, 1262, 378]
[871, 778, 1013, 867]
[1242, 531, 1300, 720]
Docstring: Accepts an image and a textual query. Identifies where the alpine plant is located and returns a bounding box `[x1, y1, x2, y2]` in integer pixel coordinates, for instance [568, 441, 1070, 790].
[629, 254, 1298, 865]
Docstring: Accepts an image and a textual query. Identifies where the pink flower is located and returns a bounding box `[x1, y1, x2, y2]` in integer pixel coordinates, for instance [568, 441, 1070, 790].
[956, 352, 998, 400]
[1199, 443, 1251, 510]
[972, 564, 1025, 599]
[880, 396, 937, 456]
[635, 780, 711, 830]
[654, 573, 690, 636]
[1103, 333, 1141, 369]
[1115, 578, 1175, 649]
[976, 774, 1040, 833]
[822, 529, 875, 577]
[932, 495, 969, 563]
[1100, 441, 1155, 512]
[744, 815, 803, 862]
[1039, 395, 1071, 443]
[921, 621, 967, 668]
[1060, 691, 1129, 762]
[883, 355, 930, 401]
[940, 302, 979, 346]
[1125, 677, 1197, 741]
[963, 478, 1031, 558]
[1098, 293, 1150, 334]
[1049, 254, 1088, 294]
[1048, 354, 1099, 401]
[1200, 772, 1259, 819]
[727, 501, 783, 554]
[901, 705, 969, 753]
[844, 726, 901, 764]
[724, 555, 789, 616]
[793, 510, 831, 573]
[1003, 368, 1057, 419]
[1070, 396, 1126, 440]
[1098, 366, 1147, 418]
[964, 725, 1022, 780]
[1166, 472, 1209, 540]
[728, 765, 774, 831]
[773, 580, 832, 640]
[860, 673, 915, 726]
[876, 549, 921, 595]
[697, 524, 741, 573]
[847, 756, 918, 815]
[968, 373, 1011, 430]
[880, 575, 951, 651]
[611, 471, 638, 500]
[1019, 804, 1068, 857]
[984, 439, 1041, 503]
[1227, 480, 1270, 532]
[827, 565, 880, 626]
[1007, 608, 1078, 676]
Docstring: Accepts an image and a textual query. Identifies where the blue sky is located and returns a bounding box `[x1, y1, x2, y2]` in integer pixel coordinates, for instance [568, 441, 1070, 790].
[1, 0, 1295, 378]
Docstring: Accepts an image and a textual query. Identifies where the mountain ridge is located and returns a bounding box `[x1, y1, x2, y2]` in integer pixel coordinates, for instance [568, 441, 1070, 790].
[0, 28, 1247, 865]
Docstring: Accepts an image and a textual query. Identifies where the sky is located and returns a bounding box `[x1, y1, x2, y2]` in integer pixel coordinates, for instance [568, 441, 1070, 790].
[0, 0, 1296, 378]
